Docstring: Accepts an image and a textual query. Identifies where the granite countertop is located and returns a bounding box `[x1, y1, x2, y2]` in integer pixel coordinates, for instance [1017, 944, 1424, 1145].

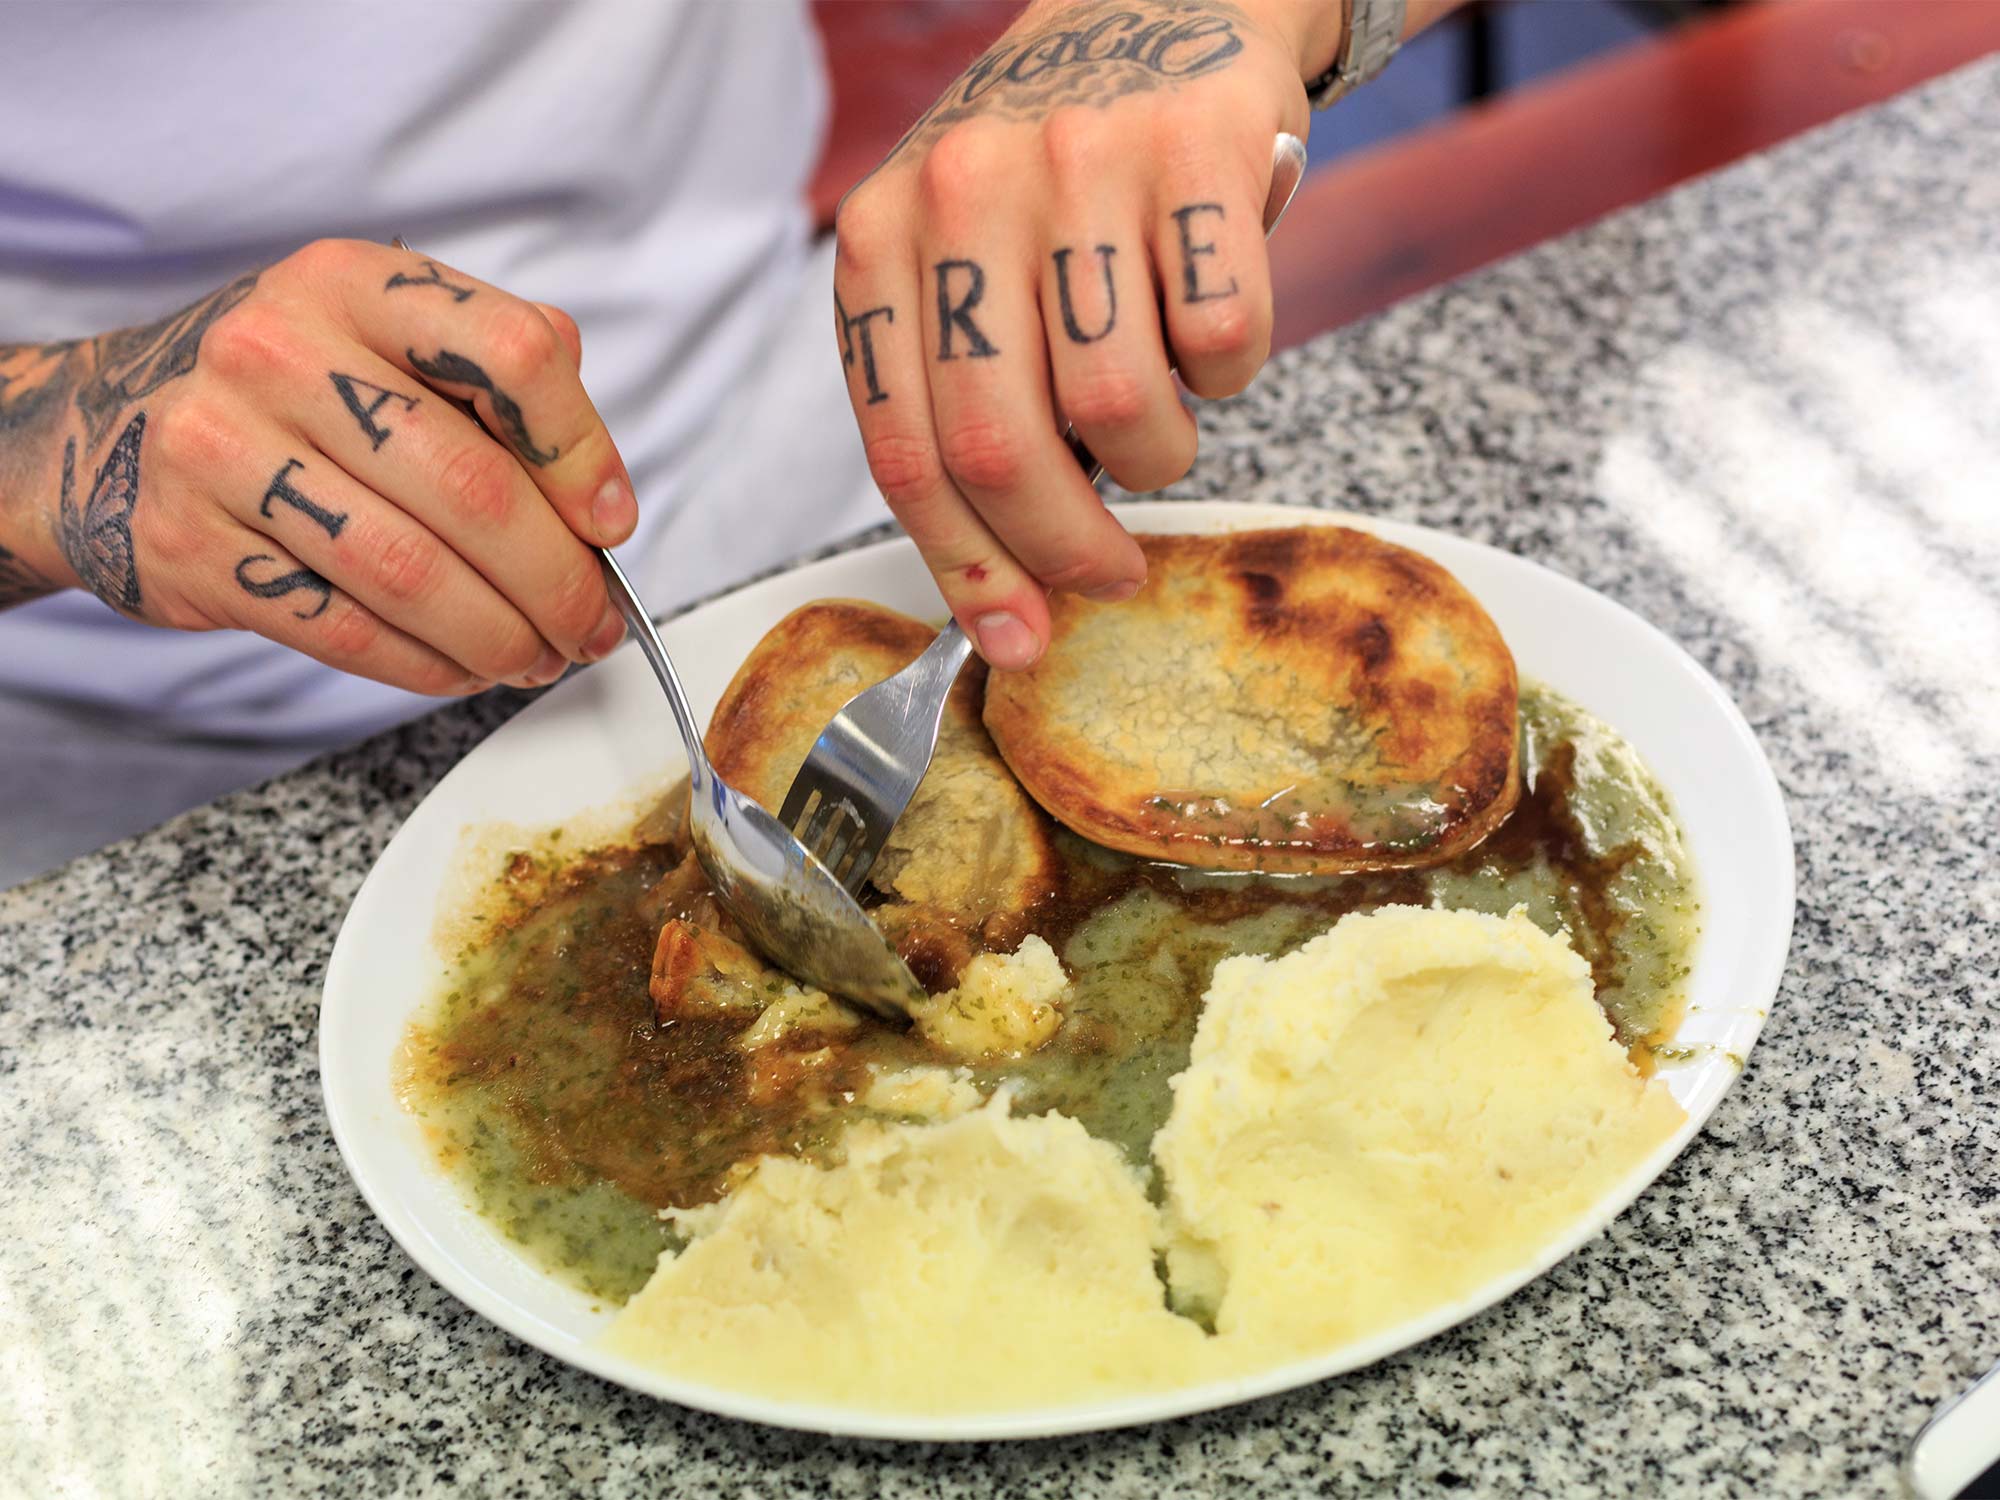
[6, 59, 1997, 1499]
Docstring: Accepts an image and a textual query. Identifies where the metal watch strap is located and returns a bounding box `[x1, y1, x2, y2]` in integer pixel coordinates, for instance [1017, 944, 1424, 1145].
[1304, 0, 1407, 108]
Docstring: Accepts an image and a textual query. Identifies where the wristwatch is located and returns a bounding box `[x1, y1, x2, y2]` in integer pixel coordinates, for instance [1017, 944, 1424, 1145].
[1304, 0, 1407, 108]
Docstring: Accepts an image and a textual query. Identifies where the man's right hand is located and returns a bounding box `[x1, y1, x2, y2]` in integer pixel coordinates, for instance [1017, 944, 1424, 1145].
[0, 239, 635, 694]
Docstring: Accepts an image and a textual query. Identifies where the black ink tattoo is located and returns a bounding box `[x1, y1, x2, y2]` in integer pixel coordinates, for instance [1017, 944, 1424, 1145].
[0, 542, 55, 610]
[1170, 203, 1237, 303]
[835, 293, 896, 404]
[934, 261, 1000, 361]
[1052, 245, 1119, 343]
[0, 341, 79, 435]
[259, 458, 348, 541]
[330, 372, 420, 450]
[235, 554, 332, 619]
[56, 415, 146, 613]
[384, 260, 476, 303]
[882, 2, 1246, 167]
[72, 273, 259, 448]
[405, 348, 559, 465]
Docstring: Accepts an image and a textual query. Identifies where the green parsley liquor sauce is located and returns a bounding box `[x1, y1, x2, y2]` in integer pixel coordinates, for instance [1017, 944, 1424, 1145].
[400, 682, 1700, 1301]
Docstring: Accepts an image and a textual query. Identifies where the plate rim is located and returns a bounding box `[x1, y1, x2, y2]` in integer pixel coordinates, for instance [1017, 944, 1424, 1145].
[321, 499, 1795, 1441]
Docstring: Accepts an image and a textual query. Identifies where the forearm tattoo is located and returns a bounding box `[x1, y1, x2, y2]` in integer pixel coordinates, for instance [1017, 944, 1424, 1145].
[885, 0, 1247, 166]
[384, 260, 475, 303]
[0, 341, 80, 436]
[1170, 203, 1238, 302]
[234, 554, 332, 619]
[72, 274, 259, 448]
[330, 372, 420, 450]
[56, 415, 147, 613]
[1052, 246, 1119, 343]
[259, 458, 349, 541]
[934, 261, 1000, 361]
[0, 543, 55, 610]
[405, 348, 559, 465]
[836, 293, 896, 405]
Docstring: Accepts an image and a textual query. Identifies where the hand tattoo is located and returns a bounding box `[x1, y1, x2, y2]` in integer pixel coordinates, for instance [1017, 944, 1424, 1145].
[330, 372, 420, 450]
[72, 274, 258, 449]
[0, 341, 80, 436]
[934, 261, 1000, 361]
[57, 414, 146, 614]
[884, 1, 1246, 166]
[0, 542, 56, 610]
[235, 554, 332, 619]
[836, 293, 896, 404]
[405, 348, 559, 465]
[1171, 203, 1238, 302]
[1052, 246, 1119, 343]
[384, 260, 475, 303]
[259, 458, 349, 541]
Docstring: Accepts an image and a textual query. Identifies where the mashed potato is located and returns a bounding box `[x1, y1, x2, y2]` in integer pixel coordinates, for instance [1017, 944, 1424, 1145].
[601, 1097, 1210, 1409]
[602, 907, 1685, 1412]
[1154, 905, 1687, 1354]
[907, 934, 1067, 1057]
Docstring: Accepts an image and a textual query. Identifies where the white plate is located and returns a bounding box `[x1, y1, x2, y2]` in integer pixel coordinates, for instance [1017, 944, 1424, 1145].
[321, 501, 1794, 1441]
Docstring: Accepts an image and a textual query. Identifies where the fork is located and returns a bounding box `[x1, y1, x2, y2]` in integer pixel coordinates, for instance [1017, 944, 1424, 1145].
[778, 131, 1311, 896]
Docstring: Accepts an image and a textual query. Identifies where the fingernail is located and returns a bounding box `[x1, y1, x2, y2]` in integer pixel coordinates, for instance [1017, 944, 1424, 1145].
[592, 478, 637, 544]
[529, 646, 568, 685]
[1086, 579, 1142, 604]
[583, 608, 627, 661]
[975, 611, 1041, 671]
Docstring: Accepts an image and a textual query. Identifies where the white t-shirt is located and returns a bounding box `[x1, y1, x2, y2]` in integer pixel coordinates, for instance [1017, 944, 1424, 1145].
[0, 0, 832, 742]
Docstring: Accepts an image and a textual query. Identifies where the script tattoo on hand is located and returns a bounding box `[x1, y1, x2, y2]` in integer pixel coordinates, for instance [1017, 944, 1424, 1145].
[836, 293, 896, 404]
[330, 372, 420, 450]
[0, 542, 56, 610]
[72, 273, 259, 449]
[884, 0, 1247, 165]
[934, 261, 1000, 361]
[259, 458, 348, 540]
[1052, 246, 1119, 343]
[57, 413, 147, 613]
[405, 348, 559, 465]
[1170, 203, 1238, 302]
[235, 554, 332, 619]
[384, 260, 476, 303]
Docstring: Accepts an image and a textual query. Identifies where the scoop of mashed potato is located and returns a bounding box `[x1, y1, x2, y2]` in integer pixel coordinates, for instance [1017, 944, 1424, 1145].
[601, 906, 1685, 1412]
[601, 1097, 1209, 1411]
[1154, 905, 1686, 1353]
[907, 934, 1067, 1058]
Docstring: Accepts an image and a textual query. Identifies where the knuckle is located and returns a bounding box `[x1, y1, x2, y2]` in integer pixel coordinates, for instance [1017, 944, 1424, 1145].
[434, 443, 518, 529]
[320, 600, 382, 662]
[1040, 107, 1106, 180]
[542, 556, 606, 642]
[148, 398, 234, 476]
[832, 190, 889, 272]
[200, 302, 290, 382]
[281, 237, 362, 292]
[481, 305, 561, 386]
[936, 419, 1025, 494]
[369, 526, 446, 605]
[1179, 299, 1257, 361]
[862, 431, 945, 510]
[1061, 368, 1151, 433]
[490, 625, 546, 679]
[917, 127, 992, 213]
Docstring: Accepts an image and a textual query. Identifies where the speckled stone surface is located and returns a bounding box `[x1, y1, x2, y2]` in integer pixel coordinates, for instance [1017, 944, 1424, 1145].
[6, 61, 1998, 1499]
